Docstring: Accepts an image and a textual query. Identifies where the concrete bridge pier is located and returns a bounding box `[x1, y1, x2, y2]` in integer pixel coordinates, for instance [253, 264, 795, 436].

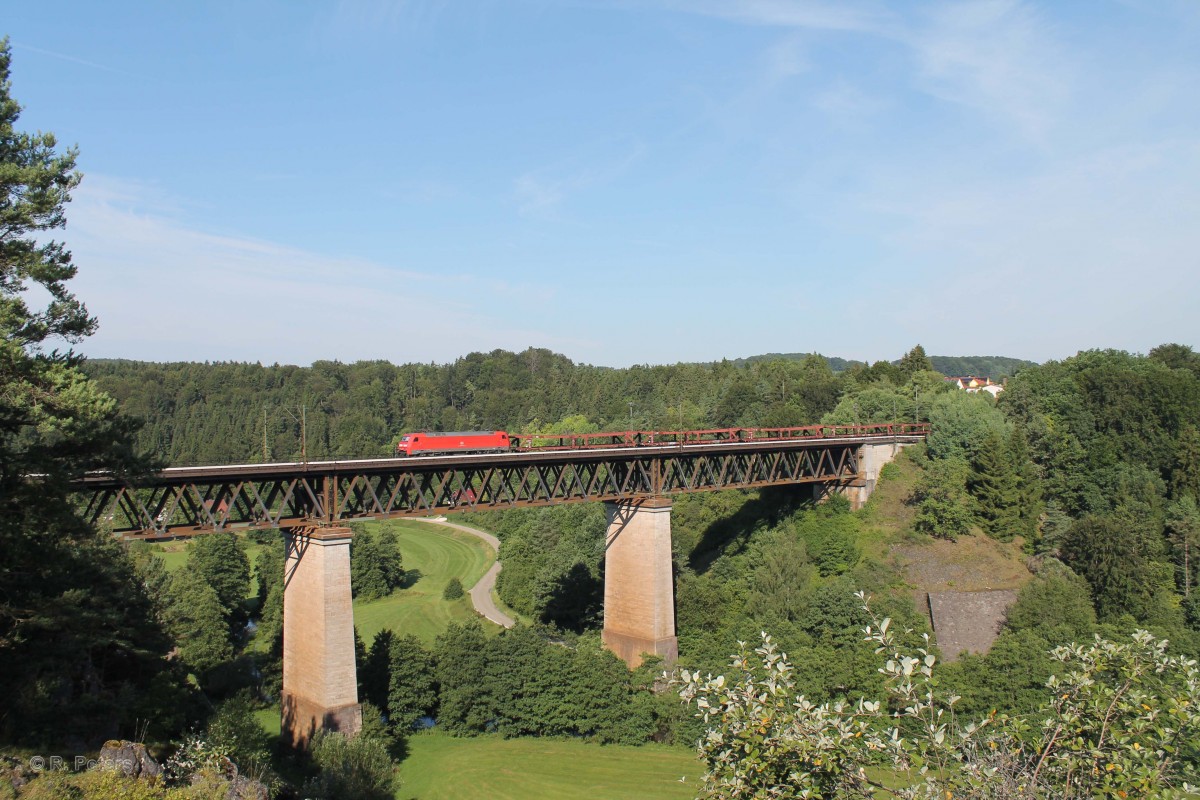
[841, 441, 914, 509]
[601, 498, 678, 669]
[281, 526, 362, 748]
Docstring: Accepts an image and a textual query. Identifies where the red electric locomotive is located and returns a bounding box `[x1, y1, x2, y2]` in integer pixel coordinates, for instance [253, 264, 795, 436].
[396, 430, 511, 456]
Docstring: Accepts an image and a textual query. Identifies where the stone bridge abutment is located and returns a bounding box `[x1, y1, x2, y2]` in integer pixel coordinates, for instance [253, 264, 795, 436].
[839, 440, 913, 509]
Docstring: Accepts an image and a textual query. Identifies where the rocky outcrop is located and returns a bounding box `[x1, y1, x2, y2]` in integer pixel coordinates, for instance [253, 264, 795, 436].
[98, 740, 162, 779]
[1, 755, 35, 793]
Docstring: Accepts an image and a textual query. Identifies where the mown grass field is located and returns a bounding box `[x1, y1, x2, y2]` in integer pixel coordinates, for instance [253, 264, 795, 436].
[352, 520, 497, 644]
[395, 733, 701, 800]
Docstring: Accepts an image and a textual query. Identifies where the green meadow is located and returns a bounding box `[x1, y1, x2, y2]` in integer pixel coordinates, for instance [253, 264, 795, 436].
[351, 520, 498, 644]
[395, 733, 701, 800]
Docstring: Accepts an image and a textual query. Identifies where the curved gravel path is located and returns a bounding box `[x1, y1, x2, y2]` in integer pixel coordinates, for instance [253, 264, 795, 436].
[410, 517, 515, 628]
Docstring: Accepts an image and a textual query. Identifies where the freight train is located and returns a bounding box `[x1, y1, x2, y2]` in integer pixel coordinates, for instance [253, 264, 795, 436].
[394, 423, 929, 457]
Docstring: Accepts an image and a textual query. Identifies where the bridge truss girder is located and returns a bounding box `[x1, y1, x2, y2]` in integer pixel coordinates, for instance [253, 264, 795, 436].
[81, 443, 863, 539]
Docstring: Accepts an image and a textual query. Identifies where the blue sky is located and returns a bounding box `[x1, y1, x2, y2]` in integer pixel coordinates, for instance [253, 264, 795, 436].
[7, 1, 1199, 367]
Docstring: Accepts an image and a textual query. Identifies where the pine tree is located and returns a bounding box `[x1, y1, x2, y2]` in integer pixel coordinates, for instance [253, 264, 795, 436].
[350, 529, 384, 599]
[129, 544, 174, 610]
[1166, 495, 1200, 598]
[375, 525, 405, 589]
[898, 344, 935, 379]
[361, 629, 395, 712]
[0, 39, 180, 745]
[189, 531, 251, 615]
[188, 532, 251, 646]
[350, 526, 405, 600]
[1061, 515, 1151, 621]
[1008, 426, 1044, 545]
[254, 535, 285, 607]
[355, 627, 368, 677]
[433, 621, 491, 734]
[969, 431, 1022, 541]
[256, 576, 283, 657]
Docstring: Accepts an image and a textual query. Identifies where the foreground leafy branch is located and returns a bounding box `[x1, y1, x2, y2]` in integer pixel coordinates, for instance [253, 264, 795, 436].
[675, 592, 1200, 799]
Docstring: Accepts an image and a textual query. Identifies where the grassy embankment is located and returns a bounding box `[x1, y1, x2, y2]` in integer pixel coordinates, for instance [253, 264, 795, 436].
[855, 447, 1033, 596]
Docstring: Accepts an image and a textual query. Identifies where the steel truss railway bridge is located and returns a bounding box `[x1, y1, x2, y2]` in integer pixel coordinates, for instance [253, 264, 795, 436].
[71, 422, 927, 746]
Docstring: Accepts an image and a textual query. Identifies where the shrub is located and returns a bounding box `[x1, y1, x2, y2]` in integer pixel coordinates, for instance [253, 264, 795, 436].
[203, 693, 273, 786]
[303, 729, 396, 800]
[442, 577, 464, 600]
[909, 457, 973, 540]
[676, 592, 1200, 799]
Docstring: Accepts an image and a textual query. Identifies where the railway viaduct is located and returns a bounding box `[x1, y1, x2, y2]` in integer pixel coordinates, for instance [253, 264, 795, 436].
[73, 423, 926, 746]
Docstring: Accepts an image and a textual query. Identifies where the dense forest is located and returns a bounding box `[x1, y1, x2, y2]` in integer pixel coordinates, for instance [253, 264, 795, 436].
[461, 344, 1200, 687]
[42, 340, 1200, 724]
[80, 345, 979, 465]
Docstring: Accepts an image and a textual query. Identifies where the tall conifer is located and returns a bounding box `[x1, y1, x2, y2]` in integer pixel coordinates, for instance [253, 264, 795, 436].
[0, 39, 179, 745]
[969, 432, 1022, 541]
[164, 569, 234, 674]
[1172, 425, 1200, 500]
[1008, 427, 1044, 545]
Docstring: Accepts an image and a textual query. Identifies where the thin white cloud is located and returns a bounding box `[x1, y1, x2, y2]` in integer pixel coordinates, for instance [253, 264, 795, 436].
[811, 78, 888, 122]
[512, 137, 646, 217]
[65, 176, 579, 365]
[670, 0, 1072, 144]
[861, 137, 1200, 359]
[320, 0, 468, 43]
[12, 41, 139, 77]
[906, 0, 1071, 143]
[665, 0, 887, 33]
[763, 34, 810, 79]
[514, 174, 566, 216]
